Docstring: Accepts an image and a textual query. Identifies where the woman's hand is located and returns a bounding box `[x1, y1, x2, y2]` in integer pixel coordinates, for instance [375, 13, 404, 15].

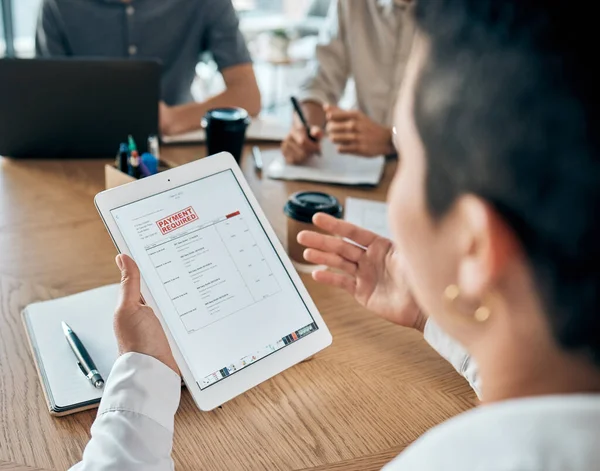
[298, 213, 426, 331]
[114, 254, 180, 375]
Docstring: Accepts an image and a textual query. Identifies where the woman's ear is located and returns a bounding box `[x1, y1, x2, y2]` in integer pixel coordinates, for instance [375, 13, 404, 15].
[455, 195, 521, 300]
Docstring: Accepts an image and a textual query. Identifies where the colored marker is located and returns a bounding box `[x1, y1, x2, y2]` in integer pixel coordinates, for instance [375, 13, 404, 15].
[140, 162, 151, 178]
[129, 150, 142, 179]
[128, 135, 138, 153]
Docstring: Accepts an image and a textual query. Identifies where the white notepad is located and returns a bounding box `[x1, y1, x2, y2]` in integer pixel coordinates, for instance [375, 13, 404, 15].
[344, 197, 391, 239]
[162, 116, 289, 144]
[265, 139, 385, 186]
[22, 284, 120, 416]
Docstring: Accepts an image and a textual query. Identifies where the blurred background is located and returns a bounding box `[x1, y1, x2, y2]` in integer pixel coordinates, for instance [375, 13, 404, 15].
[0, 0, 349, 122]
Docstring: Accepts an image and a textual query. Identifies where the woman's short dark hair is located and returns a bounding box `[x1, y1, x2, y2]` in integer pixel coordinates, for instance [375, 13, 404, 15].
[413, 0, 600, 364]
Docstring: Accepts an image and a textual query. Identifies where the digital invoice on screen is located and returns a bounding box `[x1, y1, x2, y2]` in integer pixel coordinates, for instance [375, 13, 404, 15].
[110, 169, 319, 390]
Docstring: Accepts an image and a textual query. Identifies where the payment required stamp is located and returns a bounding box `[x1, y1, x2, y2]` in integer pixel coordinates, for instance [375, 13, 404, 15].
[157, 206, 198, 235]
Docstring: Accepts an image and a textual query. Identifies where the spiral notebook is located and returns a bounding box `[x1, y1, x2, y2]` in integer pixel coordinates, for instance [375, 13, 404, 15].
[22, 284, 120, 416]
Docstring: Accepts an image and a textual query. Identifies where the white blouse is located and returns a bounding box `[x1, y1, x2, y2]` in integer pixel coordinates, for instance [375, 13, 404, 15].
[69, 321, 600, 470]
[385, 393, 600, 470]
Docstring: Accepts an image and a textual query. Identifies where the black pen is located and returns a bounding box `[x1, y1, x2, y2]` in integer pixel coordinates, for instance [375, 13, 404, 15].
[62, 321, 105, 389]
[290, 96, 318, 143]
[252, 146, 263, 171]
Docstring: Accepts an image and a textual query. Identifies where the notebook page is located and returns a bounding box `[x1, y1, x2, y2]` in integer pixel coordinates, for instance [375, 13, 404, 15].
[25, 284, 120, 409]
[265, 139, 385, 186]
[246, 118, 289, 141]
[162, 116, 288, 144]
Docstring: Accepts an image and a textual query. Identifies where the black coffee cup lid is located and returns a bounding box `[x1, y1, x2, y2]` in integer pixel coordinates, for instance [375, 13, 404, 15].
[284, 191, 342, 223]
[202, 107, 250, 127]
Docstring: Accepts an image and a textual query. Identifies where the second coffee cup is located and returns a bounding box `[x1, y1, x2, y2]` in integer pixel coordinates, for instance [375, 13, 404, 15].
[284, 191, 343, 265]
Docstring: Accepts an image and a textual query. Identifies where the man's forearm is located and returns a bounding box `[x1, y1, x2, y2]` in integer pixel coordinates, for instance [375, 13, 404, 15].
[163, 76, 261, 136]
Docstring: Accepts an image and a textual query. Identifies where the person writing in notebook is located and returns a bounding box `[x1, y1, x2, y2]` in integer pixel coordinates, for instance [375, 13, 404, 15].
[282, 0, 415, 164]
[35, 0, 261, 136]
[71, 1, 600, 469]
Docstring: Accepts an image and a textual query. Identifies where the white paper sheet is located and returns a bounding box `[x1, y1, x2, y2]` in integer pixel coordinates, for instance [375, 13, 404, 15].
[24, 284, 120, 409]
[162, 116, 289, 144]
[344, 197, 391, 239]
[265, 139, 385, 186]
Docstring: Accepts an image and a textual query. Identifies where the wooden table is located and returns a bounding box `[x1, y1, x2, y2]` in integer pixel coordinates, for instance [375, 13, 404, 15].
[0, 145, 476, 471]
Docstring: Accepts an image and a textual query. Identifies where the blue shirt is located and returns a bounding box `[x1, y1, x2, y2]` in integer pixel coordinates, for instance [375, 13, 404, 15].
[35, 0, 252, 105]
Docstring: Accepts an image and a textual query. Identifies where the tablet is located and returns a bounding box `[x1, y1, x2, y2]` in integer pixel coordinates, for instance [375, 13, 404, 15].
[95, 153, 332, 411]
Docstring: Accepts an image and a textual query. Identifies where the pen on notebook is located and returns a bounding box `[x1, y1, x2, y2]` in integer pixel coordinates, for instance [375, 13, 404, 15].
[61, 321, 105, 389]
[290, 96, 319, 144]
[252, 146, 263, 171]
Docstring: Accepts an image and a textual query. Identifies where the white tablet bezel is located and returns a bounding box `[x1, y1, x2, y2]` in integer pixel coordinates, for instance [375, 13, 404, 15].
[95, 152, 332, 411]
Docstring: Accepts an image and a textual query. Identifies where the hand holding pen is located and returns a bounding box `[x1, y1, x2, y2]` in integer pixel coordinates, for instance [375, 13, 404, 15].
[282, 97, 324, 165]
[291, 97, 319, 144]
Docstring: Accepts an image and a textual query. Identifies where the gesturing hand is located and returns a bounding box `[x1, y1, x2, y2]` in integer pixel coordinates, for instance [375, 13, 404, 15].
[114, 254, 180, 375]
[325, 105, 395, 157]
[297, 214, 426, 331]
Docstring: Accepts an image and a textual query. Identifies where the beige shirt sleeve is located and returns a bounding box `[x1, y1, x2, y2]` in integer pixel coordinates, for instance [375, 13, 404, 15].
[296, 0, 350, 105]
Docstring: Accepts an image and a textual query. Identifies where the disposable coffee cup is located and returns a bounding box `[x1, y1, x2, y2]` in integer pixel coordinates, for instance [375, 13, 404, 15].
[201, 107, 250, 162]
[284, 191, 343, 266]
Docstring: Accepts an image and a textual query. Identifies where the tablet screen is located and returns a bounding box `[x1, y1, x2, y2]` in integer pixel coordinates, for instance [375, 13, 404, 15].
[110, 169, 318, 389]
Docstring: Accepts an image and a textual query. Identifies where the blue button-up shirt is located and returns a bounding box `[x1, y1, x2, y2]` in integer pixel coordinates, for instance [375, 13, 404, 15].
[36, 0, 252, 105]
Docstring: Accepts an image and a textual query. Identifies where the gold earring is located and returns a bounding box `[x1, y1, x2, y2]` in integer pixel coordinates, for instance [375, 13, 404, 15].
[443, 284, 491, 323]
[474, 306, 491, 322]
[444, 284, 460, 301]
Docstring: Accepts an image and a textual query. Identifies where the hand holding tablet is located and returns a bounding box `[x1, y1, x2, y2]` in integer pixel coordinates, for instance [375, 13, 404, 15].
[95, 153, 332, 410]
[113, 253, 181, 376]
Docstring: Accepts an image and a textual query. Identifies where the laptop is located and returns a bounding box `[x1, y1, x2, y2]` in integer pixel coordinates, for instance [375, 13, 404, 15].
[0, 58, 161, 158]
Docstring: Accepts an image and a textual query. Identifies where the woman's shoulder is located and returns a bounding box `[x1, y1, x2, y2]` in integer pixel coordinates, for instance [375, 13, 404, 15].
[385, 394, 600, 471]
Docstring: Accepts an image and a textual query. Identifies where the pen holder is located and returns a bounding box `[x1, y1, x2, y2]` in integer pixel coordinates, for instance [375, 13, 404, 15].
[104, 160, 174, 189]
